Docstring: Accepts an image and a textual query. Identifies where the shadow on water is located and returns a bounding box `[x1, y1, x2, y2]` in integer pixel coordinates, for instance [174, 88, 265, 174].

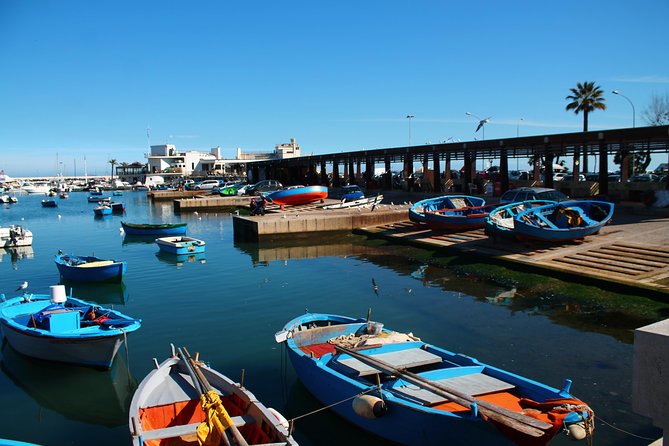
[121, 234, 160, 245]
[0, 341, 136, 428]
[59, 280, 129, 305]
[154, 250, 207, 266]
[237, 235, 669, 345]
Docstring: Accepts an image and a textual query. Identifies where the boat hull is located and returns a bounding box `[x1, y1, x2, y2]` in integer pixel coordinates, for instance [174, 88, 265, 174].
[121, 222, 187, 236]
[280, 312, 592, 446]
[94, 206, 112, 216]
[1, 323, 124, 369]
[409, 195, 486, 223]
[485, 200, 557, 239]
[266, 186, 328, 206]
[155, 236, 206, 255]
[513, 200, 614, 242]
[55, 254, 126, 282]
[424, 204, 498, 231]
[129, 351, 296, 446]
[0, 294, 140, 369]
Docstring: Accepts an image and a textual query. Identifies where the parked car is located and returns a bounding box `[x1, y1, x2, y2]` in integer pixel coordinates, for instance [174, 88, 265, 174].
[562, 174, 586, 182]
[194, 179, 222, 190]
[244, 180, 283, 196]
[627, 174, 659, 183]
[338, 185, 364, 200]
[498, 187, 569, 205]
[553, 172, 568, 181]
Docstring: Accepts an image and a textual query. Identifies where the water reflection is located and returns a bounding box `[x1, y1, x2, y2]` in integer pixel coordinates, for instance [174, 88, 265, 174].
[0, 246, 34, 270]
[155, 250, 206, 266]
[235, 235, 669, 344]
[122, 234, 159, 245]
[59, 280, 129, 305]
[0, 342, 136, 427]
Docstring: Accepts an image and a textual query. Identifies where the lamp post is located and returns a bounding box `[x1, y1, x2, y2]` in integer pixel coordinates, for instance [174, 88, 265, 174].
[612, 90, 635, 128]
[406, 115, 414, 146]
[466, 111, 491, 171]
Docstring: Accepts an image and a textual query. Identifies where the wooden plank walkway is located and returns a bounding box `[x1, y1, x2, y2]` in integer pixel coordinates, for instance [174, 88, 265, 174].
[357, 219, 669, 296]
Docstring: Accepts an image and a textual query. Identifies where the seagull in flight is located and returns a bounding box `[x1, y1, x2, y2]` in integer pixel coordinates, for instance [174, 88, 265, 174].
[475, 117, 492, 132]
[16, 281, 28, 292]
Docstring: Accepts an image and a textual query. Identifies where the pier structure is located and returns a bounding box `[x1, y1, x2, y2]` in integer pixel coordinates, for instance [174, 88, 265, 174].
[251, 126, 669, 199]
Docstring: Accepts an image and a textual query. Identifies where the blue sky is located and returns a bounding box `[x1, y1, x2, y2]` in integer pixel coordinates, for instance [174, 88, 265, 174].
[1, 0, 667, 177]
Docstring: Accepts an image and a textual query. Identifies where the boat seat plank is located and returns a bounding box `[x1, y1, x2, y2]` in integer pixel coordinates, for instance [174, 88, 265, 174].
[393, 373, 516, 405]
[77, 260, 115, 268]
[140, 415, 254, 441]
[336, 348, 442, 376]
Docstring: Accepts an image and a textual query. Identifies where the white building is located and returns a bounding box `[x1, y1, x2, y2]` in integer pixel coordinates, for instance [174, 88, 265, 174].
[145, 139, 303, 180]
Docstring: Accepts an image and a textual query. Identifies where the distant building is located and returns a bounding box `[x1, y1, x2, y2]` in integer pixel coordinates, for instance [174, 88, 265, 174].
[141, 139, 303, 181]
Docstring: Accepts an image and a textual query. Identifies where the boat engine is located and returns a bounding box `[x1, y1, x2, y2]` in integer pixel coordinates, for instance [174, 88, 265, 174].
[352, 395, 387, 419]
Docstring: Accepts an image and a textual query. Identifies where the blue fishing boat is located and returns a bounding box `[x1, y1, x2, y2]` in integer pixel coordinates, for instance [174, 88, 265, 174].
[121, 221, 187, 236]
[265, 185, 328, 208]
[276, 312, 594, 446]
[155, 236, 205, 255]
[512, 200, 614, 242]
[55, 253, 126, 282]
[409, 195, 486, 223]
[41, 199, 57, 208]
[0, 285, 141, 369]
[88, 195, 110, 203]
[485, 200, 557, 240]
[93, 205, 112, 216]
[424, 203, 499, 231]
[112, 191, 123, 196]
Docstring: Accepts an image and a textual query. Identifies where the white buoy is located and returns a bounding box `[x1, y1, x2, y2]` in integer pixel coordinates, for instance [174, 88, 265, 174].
[50, 285, 67, 304]
[566, 422, 588, 440]
[352, 395, 387, 419]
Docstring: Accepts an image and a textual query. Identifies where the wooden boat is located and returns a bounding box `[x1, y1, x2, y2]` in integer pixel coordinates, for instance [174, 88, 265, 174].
[121, 221, 187, 236]
[485, 200, 557, 240]
[129, 345, 297, 446]
[409, 195, 486, 223]
[511, 200, 614, 242]
[155, 236, 206, 255]
[59, 192, 69, 199]
[276, 312, 594, 446]
[322, 194, 384, 210]
[266, 185, 328, 208]
[89, 195, 110, 203]
[55, 253, 126, 282]
[1, 226, 33, 248]
[41, 199, 57, 208]
[0, 284, 141, 369]
[94, 205, 113, 216]
[424, 203, 499, 231]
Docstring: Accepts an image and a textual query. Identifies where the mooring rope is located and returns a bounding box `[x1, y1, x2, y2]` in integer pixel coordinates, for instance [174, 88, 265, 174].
[595, 415, 657, 441]
[287, 387, 379, 434]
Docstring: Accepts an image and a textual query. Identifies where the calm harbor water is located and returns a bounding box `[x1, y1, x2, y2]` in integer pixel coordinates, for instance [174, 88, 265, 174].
[0, 191, 665, 446]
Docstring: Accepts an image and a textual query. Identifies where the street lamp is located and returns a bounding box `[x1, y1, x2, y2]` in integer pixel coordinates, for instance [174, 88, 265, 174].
[465, 111, 491, 141]
[406, 115, 414, 145]
[466, 112, 491, 171]
[612, 90, 635, 128]
[516, 117, 524, 137]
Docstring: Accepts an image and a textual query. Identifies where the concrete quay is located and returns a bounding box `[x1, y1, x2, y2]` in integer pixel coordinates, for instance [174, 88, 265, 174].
[148, 190, 207, 201]
[232, 200, 410, 241]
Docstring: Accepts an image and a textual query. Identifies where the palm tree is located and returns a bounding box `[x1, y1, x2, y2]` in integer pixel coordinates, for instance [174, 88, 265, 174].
[109, 159, 117, 182]
[565, 81, 607, 173]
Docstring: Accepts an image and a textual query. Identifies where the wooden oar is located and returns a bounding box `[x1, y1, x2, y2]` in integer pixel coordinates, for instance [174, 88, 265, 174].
[177, 347, 232, 446]
[182, 347, 250, 446]
[335, 345, 551, 439]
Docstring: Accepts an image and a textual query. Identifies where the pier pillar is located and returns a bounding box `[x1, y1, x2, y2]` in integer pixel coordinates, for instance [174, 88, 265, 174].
[432, 151, 441, 192]
[333, 160, 340, 187]
[384, 156, 392, 189]
[598, 141, 608, 195]
[633, 319, 669, 444]
[357, 159, 362, 183]
[544, 146, 554, 189]
[499, 147, 509, 193]
[464, 153, 473, 194]
[320, 161, 327, 186]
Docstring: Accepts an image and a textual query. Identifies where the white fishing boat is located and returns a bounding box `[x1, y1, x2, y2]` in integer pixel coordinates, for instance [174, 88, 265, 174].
[322, 194, 384, 210]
